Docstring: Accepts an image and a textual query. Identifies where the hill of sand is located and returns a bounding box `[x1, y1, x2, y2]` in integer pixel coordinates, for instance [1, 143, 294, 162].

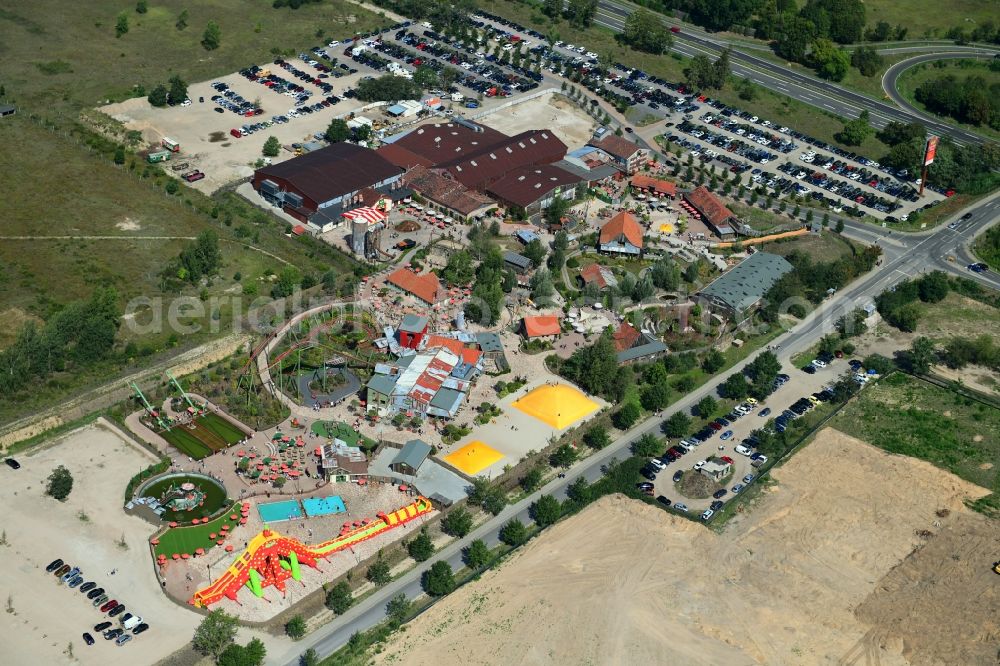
[374, 428, 998, 666]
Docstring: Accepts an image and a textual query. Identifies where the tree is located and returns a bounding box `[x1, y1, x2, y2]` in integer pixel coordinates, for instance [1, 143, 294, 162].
[218, 638, 266, 666]
[202, 21, 222, 50]
[701, 348, 726, 373]
[836, 308, 868, 338]
[192, 609, 239, 660]
[650, 256, 680, 290]
[775, 16, 817, 62]
[530, 268, 556, 306]
[640, 380, 671, 411]
[721, 373, 749, 399]
[520, 466, 544, 492]
[356, 74, 422, 102]
[584, 424, 611, 450]
[301, 648, 319, 666]
[549, 443, 578, 468]
[523, 239, 547, 267]
[566, 0, 598, 28]
[147, 84, 168, 107]
[837, 110, 873, 146]
[863, 353, 895, 374]
[422, 561, 455, 596]
[622, 9, 673, 55]
[530, 495, 562, 527]
[115, 12, 129, 38]
[683, 262, 700, 283]
[325, 581, 353, 614]
[386, 593, 411, 626]
[407, 528, 435, 562]
[263, 136, 281, 157]
[835, 218, 845, 233]
[918, 270, 949, 303]
[441, 507, 473, 538]
[542, 0, 562, 18]
[906, 336, 936, 374]
[810, 39, 849, 81]
[46, 465, 73, 501]
[663, 412, 691, 437]
[176, 9, 188, 30]
[614, 401, 642, 429]
[325, 118, 350, 143]
[499, 518, 529, 546]
[413, 65, 438, 89]
[285, 615, 307, 640]
[696, 395, 717, 418]
[631, 433, 661, 458]
[468, 477, 506, 515]
[464, 539, 492, 569]
[851, 46, 884, 77]
[366, 557, 391, 586]
[136, 0, 148, 13]
[566, 476, 592, 504]
[168, 75, 188, 104]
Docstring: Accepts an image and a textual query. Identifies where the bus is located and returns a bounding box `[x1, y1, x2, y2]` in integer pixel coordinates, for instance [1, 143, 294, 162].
[161, 137, 180, 152]
[147, 150, 171, 163]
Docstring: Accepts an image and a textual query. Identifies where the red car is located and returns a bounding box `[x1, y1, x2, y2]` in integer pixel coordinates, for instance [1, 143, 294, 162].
[100, 599, 118, 613]
[721, 456, 735, 464]
[670, 26, 681, 33]
[230, 129, 242, 138]
[708, 422, 723, 431]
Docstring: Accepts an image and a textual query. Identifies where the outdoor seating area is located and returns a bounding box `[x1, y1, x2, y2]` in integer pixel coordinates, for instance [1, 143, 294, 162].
[235, 432, 309, 487]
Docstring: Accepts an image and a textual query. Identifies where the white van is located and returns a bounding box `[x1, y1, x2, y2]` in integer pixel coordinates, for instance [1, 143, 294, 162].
[122, 614, 143, 631]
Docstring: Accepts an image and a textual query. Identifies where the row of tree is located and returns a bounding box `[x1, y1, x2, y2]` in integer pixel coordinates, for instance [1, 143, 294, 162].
[146, 75, 188, 107]
[875, 270, 949, 332]
[914, 72, 1000, 130]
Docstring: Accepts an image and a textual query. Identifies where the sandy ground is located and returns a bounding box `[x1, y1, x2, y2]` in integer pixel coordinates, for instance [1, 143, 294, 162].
[480, 93, 597, 148]
[373, 428, 995, 666]
[0, 421, 199, 666]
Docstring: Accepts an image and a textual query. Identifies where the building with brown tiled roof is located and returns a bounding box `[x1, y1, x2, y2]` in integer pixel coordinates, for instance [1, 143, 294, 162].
[376, 142, 433, 170]
[630, 174, 677, 198]
[386, 268, 442, 305]
[612, 322, 642, 352]
[577, 263, 617, 290]
[685, 186, 738, 239]
[521, 315, 562, 340]
[445, 130, 568, 189]
[599, 211, 644, 256]
[486, 164, 583, 218]
[389, 122, 509, 163]
[587, 135, 649, 174]
[402, 166, 495, 221]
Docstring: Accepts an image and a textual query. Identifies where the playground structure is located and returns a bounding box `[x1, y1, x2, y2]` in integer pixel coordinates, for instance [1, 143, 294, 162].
[512, 384, 601, 430]
[189, 496, 433, 607]
[132, 382, 172, 430]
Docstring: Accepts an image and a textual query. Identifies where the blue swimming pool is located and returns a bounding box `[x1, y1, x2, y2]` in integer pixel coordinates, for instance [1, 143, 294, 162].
[258, 499, 302, 523]
[302, 495, 346, 517]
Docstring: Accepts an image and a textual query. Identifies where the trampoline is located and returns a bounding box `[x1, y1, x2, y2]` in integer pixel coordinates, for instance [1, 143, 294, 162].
[443, 441, 505, 475]
[512, 384, 600, 429]
[302, 495, 347, 517]
[257, 500, 302, 523]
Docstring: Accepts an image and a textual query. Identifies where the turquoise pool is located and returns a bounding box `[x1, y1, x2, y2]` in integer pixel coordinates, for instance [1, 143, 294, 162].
[258, 499, 302, 523]
[302, 495, 346, 517]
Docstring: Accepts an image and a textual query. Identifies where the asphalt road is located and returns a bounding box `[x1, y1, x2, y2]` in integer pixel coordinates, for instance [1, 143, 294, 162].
[881, 52, 996, 132]
[588, 1, 992, 146]
[272, 193, 999, 666]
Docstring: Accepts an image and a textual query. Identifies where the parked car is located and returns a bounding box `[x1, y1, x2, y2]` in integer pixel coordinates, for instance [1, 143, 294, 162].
[94, 622, 112, 632]
[734, 445, 752, 456]
[87, 587, 105, 600]
[731, 483, 745, 494]
[672, 470, 684, 482]
[636, 482, 654, 491]
[116, 634, 133, 646]
[673, 502, 689, 512]
[54, 564, 71, 578]
[656, 495, 671, 507]
[83, 633, 95, 646]
[79, 582, 96, 594]
[720, 430, 734, 441]
[743, 473, 756, 484]
[133, 623, 149, 635]
[758, 408, 771, 417]
[4, 458, 21, 469]
[46, 559, 64, 573]
[720, 456, 735, 464]
[103, 628, 123, 641]
[701, 509, 714, 521]
[710, 500, 724, 511]
[712, 488, 728, 499]
[109, 604, 126, 617]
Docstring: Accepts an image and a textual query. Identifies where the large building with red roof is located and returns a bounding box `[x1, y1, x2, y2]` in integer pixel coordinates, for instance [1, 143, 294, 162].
[386, 268, 442, 305]
[684, 186, 738, 239]
[599, 211, 644, 256]
[587, 135, 649, 174]
[521, 315, 562, 340]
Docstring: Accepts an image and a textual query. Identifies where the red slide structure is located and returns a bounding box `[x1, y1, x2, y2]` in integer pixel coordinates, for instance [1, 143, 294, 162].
[190, 496, 432, 607]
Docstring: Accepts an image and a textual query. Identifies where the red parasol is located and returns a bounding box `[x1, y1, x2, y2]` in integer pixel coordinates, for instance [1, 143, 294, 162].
[230, 514, 238, 520]
[195, 548, 205, 556]
[282, 435, 291, 442]
[238, 450, 246, 457]
[172, 553, 180, 560]
[209, 533, 217, 539]
[169, 521, 178, 528]
[239, 518, 247, 525]
[225, 545, 234, 552]
[249, 453, 256, 459]
[398, 484, 408, 491]
[150, 538, 160, 545]
[181, 553, 190, 560]
[357, 478, 367, 485]
[217, 540, 224, 545]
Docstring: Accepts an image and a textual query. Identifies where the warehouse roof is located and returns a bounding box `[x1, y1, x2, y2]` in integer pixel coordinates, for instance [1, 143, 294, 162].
[503, 251, 533, 271]
[523, 315, 561, 338]
[589, 134, 644, 161]
[392, 439, 432, 471]
[402, 165, 494, 216]
[255, 143, 400, 204]
[698, 252, 794, 313]
[486, 164, 582, 208]
[600, 211, 644, 248]
[631, 174, 677, 196]
[445, 130, 568, 189]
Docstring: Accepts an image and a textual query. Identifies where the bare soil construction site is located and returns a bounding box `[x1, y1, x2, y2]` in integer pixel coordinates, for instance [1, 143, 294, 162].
[374, 428, 999, 666]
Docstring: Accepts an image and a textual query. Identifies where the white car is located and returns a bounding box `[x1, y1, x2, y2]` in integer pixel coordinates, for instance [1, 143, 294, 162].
[328, 40, 341, 47]
[694, 460, 707, 470]
[649, 458, 666, 470]
[701, 509, 714, 521]
[750, 116, 759, 122]
[180, 99, 192, 107]
[586, 51, 598, 59]
[735, 445, 753, 456]
[812, 359, 827, 368]
[678, 440, 695, 453]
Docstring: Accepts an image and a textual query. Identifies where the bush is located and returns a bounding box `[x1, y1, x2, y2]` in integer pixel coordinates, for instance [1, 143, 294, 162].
[440, 507, 473, 538]
[285, 615, 307, 640]
[463, 539, 492, 569]
[498, 518, 529, 546]
[366, 557, 391, 586]
[422, 561, 455, 596]
[529, 494, 561, 527]
[46, 465, 73, 501]
[613, 401, 642, 429]
[407, 528, 434, 562]
[325, 581, 353, 614]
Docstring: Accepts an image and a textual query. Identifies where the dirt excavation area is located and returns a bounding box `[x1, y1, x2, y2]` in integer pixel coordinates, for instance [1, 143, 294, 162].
[481, 92, 598, 148]
[0, 421, 200, 665]
[374, 428, 999, 666]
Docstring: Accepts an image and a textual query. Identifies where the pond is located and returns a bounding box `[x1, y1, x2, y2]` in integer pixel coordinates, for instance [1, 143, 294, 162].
[137, 472, 230, 524]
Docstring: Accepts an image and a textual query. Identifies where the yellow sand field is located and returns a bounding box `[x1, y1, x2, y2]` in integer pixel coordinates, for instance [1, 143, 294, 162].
[443, 441, 505, 475]
[512, 384, 599, 429]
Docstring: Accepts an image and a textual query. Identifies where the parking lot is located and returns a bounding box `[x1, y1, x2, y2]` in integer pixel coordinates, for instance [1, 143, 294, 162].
[646, 356, 854, 515]
[0, 421, 199, 665]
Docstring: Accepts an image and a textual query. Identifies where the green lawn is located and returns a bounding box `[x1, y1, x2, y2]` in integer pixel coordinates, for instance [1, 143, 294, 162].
[913, 290, 1000, 342]
[200, 412, 247, 444]
[153, 501, 242, 558]
[756, 228, 860, 262]
[312, 420, 377, 451]
[863, 0, 998, 40]
[973, 223, 1000, 271]
[831, 373, 999, 491]
[895, 59, 1000, 142]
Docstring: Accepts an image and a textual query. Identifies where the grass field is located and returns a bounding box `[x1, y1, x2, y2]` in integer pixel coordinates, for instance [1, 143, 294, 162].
[896, 59, 1000, 142]
[914, 290, 1000, 342]
[863, 0, 997, 40]
[160, 412, 244, 459]
[153, 501, 242, 557]
[832, 373, 999, 491]
[973, 223, 1000, 271]
[757, 228, 859, 262]
[474, 0, 890, 158]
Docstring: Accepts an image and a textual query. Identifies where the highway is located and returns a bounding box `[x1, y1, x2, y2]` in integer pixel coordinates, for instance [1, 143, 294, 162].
[881, 52, 996, 132]
[587, 0, 993, 146]
[271, 192, 1000, 666]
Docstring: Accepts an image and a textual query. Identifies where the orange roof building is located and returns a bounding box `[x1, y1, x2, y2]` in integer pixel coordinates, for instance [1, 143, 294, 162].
[578, 263, 617, 290]
[684, 186, 737, 238]
[386, 268, 442, 304]
[612, 322, 642, 352]
[522, 315, 562, 339]
[423, 334, 483, 366]
[630, 174, 677, 198]
[599, 211, 644, 256]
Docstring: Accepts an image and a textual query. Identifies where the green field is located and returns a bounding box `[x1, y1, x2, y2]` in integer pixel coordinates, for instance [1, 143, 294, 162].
[159, 412, 245, 459]
[153, 501, 241, 558]
[896, 59, 1000, 141]
[863, 0, 998, 40]
[831, 373, 999, 491]
[913, 290, 1000, 342]
[973, 223, 1000, 271]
